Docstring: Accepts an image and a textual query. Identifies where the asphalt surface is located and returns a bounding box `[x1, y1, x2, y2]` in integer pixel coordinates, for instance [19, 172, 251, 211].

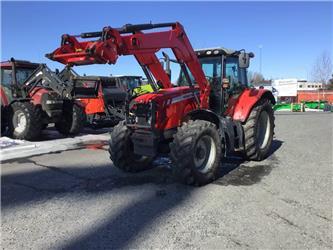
[1, 112, 332, 249]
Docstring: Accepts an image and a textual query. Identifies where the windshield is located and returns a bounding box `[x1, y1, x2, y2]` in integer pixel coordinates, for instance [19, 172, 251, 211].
[177, 55, 248, 88]
[16, 68, 35, 84]
[0, 68, 36, 86]
[123, 77, 141, 90]
[177, 56, 222, 86]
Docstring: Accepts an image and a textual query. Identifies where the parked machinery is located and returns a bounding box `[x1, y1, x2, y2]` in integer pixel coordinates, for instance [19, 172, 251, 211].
[47, 22, 275, 185]
[0, 59, 88, 140]
[74, 75, 144, 128]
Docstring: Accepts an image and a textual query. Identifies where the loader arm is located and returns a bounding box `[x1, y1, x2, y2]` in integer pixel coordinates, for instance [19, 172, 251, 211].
[46, 22, 210, 108]
[23, 64, 73, 99]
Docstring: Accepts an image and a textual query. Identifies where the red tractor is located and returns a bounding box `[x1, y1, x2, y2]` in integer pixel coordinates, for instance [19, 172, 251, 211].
[0, 59, 87, 140]
[47, 22, 275, 185]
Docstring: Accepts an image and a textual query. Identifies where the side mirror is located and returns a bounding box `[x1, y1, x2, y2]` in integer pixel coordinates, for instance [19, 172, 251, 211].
[222, 78, 230, 89]
[239, 52, 250, 68]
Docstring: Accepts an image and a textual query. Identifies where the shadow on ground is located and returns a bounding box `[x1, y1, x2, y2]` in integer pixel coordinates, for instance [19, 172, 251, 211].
[2, 140, 283, 249]
[36, 126, 112, 142]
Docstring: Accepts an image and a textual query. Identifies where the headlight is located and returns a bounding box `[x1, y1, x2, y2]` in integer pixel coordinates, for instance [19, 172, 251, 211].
[130, 102, 154, 126]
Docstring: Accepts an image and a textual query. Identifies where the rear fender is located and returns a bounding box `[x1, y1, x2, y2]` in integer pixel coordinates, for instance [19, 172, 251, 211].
[225, 88, 275, 122]
[184, 109, 244, 154]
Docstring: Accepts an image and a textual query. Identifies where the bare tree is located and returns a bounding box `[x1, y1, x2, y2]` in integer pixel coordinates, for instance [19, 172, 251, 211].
[250, 72, 265, 85]
[311, 51, 333, 84]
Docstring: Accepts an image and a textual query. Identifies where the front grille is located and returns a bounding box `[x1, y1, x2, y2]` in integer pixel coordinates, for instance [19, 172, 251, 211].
[129, 102, 154, 126]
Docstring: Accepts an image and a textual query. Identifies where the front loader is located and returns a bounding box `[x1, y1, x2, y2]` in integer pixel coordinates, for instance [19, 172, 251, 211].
[47, 22, 275, 186]
[0, 59, 88, 140]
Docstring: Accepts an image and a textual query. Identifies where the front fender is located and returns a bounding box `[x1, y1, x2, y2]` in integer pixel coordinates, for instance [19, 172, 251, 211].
[184, 109, 220, 129]
[225, 88, 275, 122]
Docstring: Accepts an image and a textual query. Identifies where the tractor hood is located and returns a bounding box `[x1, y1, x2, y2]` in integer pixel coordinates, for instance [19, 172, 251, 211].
[132, 86, 199, 105]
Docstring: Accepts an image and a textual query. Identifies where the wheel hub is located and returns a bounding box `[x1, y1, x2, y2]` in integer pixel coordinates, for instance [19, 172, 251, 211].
[13, 111, 27, 134]
[257, 110, 271, 149]
[193, 135, 217, 174]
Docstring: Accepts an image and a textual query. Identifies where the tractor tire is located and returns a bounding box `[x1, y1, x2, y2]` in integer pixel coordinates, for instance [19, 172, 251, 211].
[1, 105, 8, 136]
[170, 120, 222, 186]
[109, 121, 153, 172]
[55, 102, 86, 136]
[242, 99, 275, 161]
[9, 102, 42, 140]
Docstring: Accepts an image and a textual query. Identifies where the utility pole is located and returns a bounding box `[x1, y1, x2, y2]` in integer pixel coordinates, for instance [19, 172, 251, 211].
[259, 45, 263, 75]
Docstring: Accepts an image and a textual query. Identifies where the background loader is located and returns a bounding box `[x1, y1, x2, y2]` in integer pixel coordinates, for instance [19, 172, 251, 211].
[0, 59, 89, 140]
[47, 22, 276, 186]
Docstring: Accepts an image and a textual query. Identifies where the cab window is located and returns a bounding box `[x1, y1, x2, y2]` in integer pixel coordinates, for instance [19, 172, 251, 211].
[225, 57, 248, 87]
[225, 57, 240, 88]
[1, 69, 12, 86]
[16, 68, 35, 85]
[177, 56, 222, 86]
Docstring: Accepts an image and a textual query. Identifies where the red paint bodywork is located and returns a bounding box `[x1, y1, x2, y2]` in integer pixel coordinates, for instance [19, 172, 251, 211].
[225, 88, 274, 122]
[28, 87, 49, 105]
[78, 85, 106, 114]
[0, 87, 9, 106]
[133, 86, 199, 130]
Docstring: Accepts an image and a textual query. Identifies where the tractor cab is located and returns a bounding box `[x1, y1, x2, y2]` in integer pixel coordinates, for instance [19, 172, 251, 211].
[0, 60, 40, 102]
[178, 47, 254, 115]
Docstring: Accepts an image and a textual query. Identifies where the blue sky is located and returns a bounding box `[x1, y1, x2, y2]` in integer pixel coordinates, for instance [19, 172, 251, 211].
[1, 1, 332, 81]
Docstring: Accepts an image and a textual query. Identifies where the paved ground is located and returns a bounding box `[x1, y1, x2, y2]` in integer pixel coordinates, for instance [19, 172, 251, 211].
[1, 112, 332, 249]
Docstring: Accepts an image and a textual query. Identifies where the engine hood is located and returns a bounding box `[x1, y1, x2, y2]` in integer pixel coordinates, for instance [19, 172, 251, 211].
[132, 86, 199, 104]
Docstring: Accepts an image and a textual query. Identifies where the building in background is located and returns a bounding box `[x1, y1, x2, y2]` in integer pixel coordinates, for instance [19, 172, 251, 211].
[272, 79, 324, 103]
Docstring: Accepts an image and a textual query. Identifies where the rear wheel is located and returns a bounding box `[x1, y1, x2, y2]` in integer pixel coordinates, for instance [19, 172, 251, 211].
[242, 99, 274, 161]
[55, 102, 86, 136]
[109, 121, 153, 172]
[170, 120, 222, 186]
[9, 102, 42, 140]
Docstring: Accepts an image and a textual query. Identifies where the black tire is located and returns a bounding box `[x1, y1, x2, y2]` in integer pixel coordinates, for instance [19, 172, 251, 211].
[41, 123, 48, 130]
[9, 102, 42, 140]
[242, 99, 275, 161]
[109, 121, 153, 172]
[1, 105, 8, 136]
[170, 120, 222, 186]
[55, 102, 86, 135]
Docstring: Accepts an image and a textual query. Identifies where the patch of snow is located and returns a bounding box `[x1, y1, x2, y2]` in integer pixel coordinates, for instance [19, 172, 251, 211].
[0, 137, 25, 149]
[0, 133, 110, 162]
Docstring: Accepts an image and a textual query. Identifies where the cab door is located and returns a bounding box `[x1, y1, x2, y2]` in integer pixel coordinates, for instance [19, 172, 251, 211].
[222, 56, 249, 111]
[0, 68, 14, 104]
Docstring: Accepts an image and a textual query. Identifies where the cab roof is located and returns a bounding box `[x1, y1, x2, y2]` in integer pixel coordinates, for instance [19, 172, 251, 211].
[0, 59, 40, 69]
[195, 47, 236, 56]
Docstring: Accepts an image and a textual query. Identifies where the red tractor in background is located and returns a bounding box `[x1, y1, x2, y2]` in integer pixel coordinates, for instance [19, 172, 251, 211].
[47, 22, 275, 186]
[0, 59, 88, 140]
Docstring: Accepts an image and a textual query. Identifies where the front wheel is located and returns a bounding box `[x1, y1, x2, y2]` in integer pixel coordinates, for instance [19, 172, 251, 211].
[242, 99, 275, 161]
[170, 120, 222, 186]
[9, 102, 42, 140]
[55, 102, 86, 136]
[109, 121, 153, 172]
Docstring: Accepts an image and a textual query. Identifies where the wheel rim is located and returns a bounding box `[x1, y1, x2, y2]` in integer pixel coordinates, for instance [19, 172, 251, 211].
[256, 110, 271, 149]
[13, 111, 27, 134]
[193, 135, 216, 173]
